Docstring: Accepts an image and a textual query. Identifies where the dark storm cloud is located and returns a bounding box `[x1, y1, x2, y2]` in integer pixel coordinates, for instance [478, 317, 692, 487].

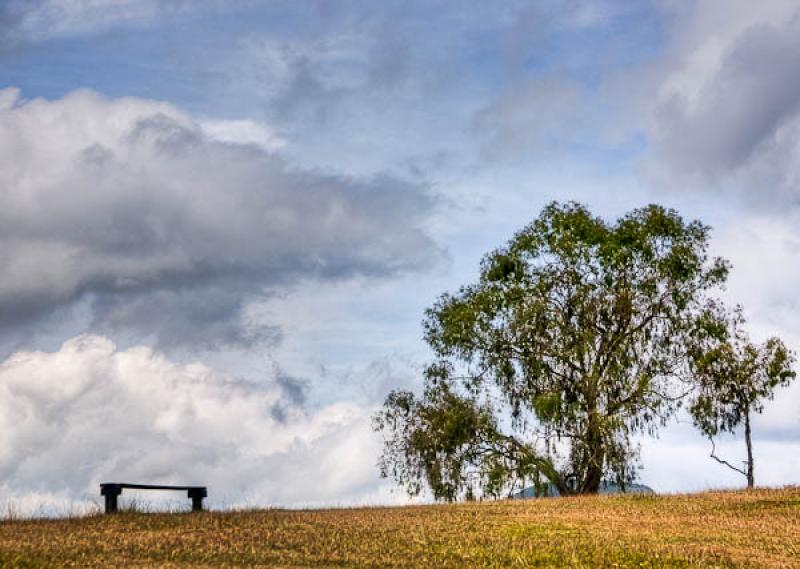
[0, 89, 441, 349]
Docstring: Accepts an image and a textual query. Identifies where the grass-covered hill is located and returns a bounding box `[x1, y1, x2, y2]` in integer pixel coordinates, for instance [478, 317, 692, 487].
[1, 487, 798, 568]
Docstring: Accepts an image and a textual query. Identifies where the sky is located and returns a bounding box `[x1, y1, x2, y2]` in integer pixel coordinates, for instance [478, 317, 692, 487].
[1, 0, 800, 513]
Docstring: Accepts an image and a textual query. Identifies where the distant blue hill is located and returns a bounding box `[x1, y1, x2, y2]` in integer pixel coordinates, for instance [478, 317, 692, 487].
[513, 481, 655, 499]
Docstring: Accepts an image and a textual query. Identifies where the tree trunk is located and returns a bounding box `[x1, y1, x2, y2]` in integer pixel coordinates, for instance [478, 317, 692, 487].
[538, 461, 573, 496]
[744, 410, 754, 489]
[581, 461, 603, 494]
[580, 411, 604, 494]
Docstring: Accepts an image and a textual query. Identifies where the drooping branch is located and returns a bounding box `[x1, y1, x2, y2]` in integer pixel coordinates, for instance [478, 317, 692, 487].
[708, 438, 747, 477]
[493, 432, 572, 495]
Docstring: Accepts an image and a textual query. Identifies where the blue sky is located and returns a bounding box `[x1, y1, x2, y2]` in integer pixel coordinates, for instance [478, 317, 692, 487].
[1, 0, 799, 511]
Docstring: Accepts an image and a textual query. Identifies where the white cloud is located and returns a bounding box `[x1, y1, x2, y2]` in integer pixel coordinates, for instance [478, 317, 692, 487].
[201, 119, 286, 151]
[0, 334, 399, 513]
[713, 213, 800, 338]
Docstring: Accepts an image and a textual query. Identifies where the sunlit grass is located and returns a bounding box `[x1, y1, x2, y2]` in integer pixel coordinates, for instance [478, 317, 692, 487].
[1, 487, 798, 567]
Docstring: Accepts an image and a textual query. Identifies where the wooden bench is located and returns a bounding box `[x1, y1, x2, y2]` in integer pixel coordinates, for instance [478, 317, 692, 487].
[100, 483, 207, 513]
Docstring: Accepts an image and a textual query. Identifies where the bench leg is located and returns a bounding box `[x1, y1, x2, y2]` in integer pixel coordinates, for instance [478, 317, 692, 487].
[105, 493, 117, 513]
[102, 487, 122, 513]
[188, 488, 206, 512]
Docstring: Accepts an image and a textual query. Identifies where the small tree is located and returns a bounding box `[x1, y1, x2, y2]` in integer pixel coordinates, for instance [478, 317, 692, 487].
[374, 202, 730, 500]
[689, 305, 796, 488]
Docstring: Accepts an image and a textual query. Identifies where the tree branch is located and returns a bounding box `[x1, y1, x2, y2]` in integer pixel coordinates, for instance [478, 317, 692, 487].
[709, 438, 747, 477]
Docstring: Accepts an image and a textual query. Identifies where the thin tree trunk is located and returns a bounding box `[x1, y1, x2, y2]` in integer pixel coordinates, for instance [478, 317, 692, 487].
[744, 410, 754, 489]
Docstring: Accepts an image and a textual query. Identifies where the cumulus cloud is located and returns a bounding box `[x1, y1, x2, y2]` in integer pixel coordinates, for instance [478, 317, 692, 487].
[0, 335, 393, 512]
[0, 88, 439, 348]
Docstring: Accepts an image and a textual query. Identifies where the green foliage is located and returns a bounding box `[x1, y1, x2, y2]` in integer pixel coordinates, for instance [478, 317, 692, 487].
[689, 306, 795, 436]
[688, 304, 796, 485]
[376, 201, 731, 499]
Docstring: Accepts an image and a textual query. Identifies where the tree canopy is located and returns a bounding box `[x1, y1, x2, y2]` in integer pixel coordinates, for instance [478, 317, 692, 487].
[375, 202, 730, 500]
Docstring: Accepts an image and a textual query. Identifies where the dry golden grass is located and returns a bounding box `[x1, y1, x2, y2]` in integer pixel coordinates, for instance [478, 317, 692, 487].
[0, 487, 798, 568]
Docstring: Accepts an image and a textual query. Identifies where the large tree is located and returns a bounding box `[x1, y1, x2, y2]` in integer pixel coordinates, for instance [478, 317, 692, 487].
[688, 304, 795, 488]
[374, 202, 729, 500]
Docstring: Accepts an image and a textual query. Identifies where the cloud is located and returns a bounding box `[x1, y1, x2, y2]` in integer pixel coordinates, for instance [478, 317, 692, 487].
[216, 2, 571, 177]
[200, 119, 286, 151]
[712, 212, 800, 336]
[644, 1, 800, 202]
[0, 334, 395, 512]
[461, 2, 662, 168]
[0, 0, 225, 48]
[0, 88, 440, 349]
[473, 77, 588, 163]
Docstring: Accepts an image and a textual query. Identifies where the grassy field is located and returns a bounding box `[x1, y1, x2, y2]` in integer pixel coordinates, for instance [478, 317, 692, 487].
[0, 487, 798, 568]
